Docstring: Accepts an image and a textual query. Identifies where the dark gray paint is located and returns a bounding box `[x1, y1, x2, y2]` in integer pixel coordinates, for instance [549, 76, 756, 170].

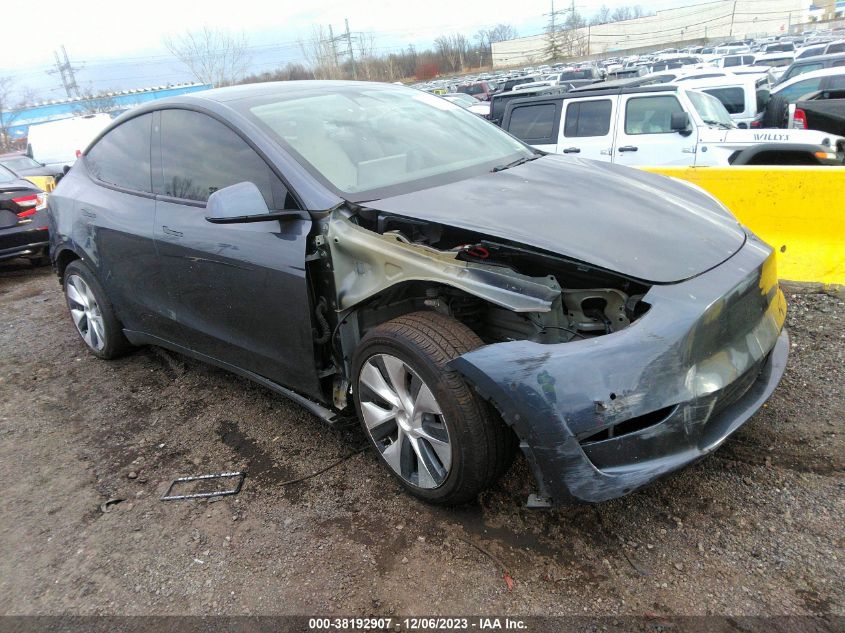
[48, 82, 789, 505]
[366, 155, 746, 284]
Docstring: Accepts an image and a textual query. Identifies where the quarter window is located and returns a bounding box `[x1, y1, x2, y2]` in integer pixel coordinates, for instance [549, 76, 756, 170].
[508, 104, 557, 141]
[703, 87, 745, 114]
[158, 109, 280, 206]
[85, 114, 152, 193]
[624, 96, 683, 135]
[563, 100, 612, 137]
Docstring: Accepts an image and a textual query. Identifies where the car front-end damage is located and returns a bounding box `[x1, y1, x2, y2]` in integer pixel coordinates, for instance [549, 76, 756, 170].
[316, 160, 787, 506]
[449, 233, 787, 505]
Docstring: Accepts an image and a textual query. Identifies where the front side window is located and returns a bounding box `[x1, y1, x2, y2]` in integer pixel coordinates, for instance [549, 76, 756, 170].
[703, 87, 746, 114]
[624, 95, 683, 134]
[159, 109, 278, 206]
[85, 114, 152, 192]
[508, 104, 557, 141]
[564, 100, 612, 137]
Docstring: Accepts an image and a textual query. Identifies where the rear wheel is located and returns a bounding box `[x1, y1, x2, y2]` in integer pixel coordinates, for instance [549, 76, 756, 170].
[63, 260, 131, 359]
[352, 311, 515, 505]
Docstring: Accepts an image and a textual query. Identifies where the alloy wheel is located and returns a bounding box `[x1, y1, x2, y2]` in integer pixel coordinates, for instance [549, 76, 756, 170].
[358, 353, 452, 489]
[66, 274, 106, 351]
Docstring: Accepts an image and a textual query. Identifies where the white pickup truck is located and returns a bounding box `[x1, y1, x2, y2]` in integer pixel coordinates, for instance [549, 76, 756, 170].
[499, 84, 845, 166]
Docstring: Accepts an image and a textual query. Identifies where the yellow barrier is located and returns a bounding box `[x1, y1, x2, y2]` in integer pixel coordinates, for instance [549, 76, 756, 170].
[643, 166, 845, 286]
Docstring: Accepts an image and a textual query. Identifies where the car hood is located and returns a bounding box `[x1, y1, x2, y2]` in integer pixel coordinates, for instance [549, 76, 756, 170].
[705, 127, 845, 145]
[364, 155, 746, 284]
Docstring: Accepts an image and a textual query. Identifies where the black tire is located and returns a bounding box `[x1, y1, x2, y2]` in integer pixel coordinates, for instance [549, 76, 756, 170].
[63, 260, 131, 360]
[352, 311, 516, 506]
[762, 94, 789, 128]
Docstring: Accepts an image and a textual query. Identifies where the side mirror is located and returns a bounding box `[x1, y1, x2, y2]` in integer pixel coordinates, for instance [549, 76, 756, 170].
[670, 112, 691, 135]
[205, 182, 300, 224]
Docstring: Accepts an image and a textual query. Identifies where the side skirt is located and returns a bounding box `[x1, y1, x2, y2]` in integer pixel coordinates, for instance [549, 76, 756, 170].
[123, 329, 338, 423]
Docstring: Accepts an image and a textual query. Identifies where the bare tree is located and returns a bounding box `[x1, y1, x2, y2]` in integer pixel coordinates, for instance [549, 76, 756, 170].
[74, 91, 118, 115]
[0, 77, 25, 152]
[164, 27, 252, 87]
[591, 5, 612, 25]
[610, 5, 646, 22]
[299, 25, 342, 79]
[434, 34, 470, 73]
[356, 32, 378, 81]
[476, 24, 518, 65]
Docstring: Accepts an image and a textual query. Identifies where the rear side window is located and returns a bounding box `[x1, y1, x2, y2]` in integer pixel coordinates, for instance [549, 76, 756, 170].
[777, 77, 824, 102]
[85, 114, 152, 193]
[158, 109, 278, 206]
[563, 100, 612, 137]
[827, 42, 845, 54]
[508, 104, 557, 141]
[624, 96, 683, 134]
[785, 63, 823, 80]
[703, 87, 746, 114]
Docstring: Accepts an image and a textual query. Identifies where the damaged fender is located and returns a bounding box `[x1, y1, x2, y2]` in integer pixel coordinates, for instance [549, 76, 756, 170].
[326, 211, 561, 312]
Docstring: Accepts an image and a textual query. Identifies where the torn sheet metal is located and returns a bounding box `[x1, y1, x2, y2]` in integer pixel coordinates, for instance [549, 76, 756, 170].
[326, 211, 560, 313]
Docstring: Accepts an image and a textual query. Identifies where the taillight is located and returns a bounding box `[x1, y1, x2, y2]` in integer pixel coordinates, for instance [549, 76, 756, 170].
[750, 120, 762, 128]
[75, 149, 82, 158]
[792, 108, 808, 129]
[13, 193, 47, 218]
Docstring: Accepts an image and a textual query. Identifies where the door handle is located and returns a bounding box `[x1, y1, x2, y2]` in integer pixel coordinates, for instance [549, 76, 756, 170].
[161, 226, 183, 238]
[562, 147, 581, 154]
[80, 208, 96, 218]
[617, 146, 638, 152]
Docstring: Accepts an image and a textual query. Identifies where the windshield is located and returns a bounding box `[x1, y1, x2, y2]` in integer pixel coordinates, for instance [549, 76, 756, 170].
[559, 69, 593, 80]
[0, 156, 40, 171]
[244, 86, 530, 200]
[688, 90, 734, 127]
[458, 83, 486, 95]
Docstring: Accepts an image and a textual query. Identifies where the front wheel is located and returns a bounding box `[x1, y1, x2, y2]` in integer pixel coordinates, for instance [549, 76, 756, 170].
[352, 311, 515, 505]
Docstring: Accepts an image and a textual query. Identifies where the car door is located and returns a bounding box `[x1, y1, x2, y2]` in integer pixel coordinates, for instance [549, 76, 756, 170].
[503, 101, 561, 152]
[557, 97, 616, 161]
[152, 108, 321, 399]
[76, 112, 171, 335]
[613, 93, 693, 166]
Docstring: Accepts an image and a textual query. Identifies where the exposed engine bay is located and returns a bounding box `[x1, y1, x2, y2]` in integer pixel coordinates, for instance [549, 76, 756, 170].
[311, 208, 652, 375]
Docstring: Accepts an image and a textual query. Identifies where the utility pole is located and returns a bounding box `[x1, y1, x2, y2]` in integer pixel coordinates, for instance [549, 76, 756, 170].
[345, 18, 357, 80]
[47, 45, 82, 99]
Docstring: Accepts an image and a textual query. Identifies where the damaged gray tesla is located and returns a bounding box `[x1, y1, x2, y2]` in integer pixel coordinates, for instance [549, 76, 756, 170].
[48, 81, 788, 506]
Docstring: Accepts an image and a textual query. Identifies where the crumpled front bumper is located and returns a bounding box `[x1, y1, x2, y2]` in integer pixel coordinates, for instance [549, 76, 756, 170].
[449, 233, 788, 505]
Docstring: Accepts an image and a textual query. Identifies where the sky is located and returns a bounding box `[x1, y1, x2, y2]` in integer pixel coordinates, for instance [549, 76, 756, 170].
[3, 0, 699, 101]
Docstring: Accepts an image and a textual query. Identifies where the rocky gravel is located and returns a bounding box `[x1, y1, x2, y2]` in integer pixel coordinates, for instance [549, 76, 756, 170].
[0, 260, 842, 618]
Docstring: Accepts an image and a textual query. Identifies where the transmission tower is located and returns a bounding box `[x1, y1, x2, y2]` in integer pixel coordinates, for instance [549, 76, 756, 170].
[47, 46, 83, 99]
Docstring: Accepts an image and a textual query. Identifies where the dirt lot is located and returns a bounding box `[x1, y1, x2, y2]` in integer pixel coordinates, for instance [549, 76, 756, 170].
[0, 260, 843, 619]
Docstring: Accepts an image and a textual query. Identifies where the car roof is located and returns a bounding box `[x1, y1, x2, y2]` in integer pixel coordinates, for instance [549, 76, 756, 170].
[675, 74, 757, 88]
[791, 51, 845, 65]
[164, 80, 403, 105]
[773, 65, 845, 92]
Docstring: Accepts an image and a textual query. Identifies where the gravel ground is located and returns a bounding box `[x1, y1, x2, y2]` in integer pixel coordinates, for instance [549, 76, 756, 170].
[0, 260, 842, 618]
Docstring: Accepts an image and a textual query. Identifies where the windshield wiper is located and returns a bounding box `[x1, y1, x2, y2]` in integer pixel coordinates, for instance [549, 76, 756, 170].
[702, 118, 733, 129]
[491, 154, 540, 172]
